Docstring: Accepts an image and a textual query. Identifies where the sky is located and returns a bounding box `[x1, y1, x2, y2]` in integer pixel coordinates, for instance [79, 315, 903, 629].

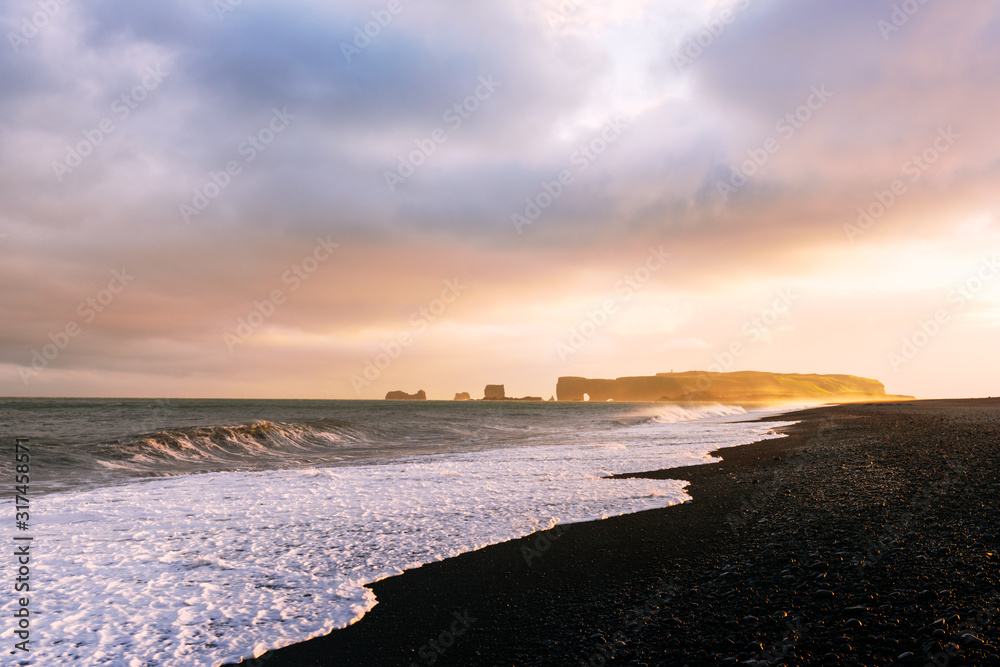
[1, 0, 998, 400]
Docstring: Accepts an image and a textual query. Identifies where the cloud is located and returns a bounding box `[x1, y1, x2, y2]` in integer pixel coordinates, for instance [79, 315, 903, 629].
[1, 0, 999, 399]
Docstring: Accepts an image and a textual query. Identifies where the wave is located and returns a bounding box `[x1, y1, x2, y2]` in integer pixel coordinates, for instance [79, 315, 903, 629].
[29, 402, 754, 492]
[94, 419, 372, 474]
[640, 403, 748, 424]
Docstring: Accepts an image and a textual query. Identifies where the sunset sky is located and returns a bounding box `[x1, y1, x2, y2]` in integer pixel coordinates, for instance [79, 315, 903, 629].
[2, 0, 998, 400]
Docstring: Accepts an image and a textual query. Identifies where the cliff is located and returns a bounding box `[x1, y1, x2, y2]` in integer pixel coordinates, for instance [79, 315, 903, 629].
[556, 371, 913, 404]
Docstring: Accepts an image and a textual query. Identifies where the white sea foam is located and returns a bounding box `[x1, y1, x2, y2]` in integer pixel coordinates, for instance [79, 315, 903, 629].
[0, 411, 794, 666]
[641, 402, 748, 424]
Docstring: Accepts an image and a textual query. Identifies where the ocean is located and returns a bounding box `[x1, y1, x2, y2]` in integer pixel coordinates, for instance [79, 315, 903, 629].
[0, 398, 796, 666]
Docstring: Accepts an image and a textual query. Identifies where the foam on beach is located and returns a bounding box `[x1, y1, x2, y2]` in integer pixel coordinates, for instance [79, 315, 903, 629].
[0, 410, 794, 666]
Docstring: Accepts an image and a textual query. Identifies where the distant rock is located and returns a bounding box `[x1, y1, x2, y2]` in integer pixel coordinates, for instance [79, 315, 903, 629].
[481, 385, 542, 401]
[484, 384, 505, 400]
[385, 390, 427, 401]
[454, 392, 472, 401]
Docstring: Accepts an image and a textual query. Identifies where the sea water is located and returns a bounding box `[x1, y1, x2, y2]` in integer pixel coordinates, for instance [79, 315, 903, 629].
[0, 398, 795, 666]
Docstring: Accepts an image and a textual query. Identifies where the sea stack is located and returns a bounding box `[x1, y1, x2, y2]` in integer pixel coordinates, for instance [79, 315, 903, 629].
[484, 385, 505, 400]
[385, 390, 427, 400]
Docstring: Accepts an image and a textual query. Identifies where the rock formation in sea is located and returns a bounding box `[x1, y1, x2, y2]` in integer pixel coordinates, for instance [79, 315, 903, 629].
[454, 392, 472, 401]
[481, 385, 543, 401]
[385, 390, 427, 400]
[555, 371, 913, 403]
[484, 385, 506, 400]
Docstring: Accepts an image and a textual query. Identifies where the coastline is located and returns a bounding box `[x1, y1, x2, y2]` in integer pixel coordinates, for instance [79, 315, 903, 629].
[227, 399, 1000, 666]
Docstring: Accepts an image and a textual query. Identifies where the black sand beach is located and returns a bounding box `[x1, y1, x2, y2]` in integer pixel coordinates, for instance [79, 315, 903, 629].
[230, 399, 1000, 666]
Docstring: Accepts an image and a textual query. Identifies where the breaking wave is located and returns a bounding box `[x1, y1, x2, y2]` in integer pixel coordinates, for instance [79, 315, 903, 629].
[93, 419, 378, 476]
[641, 403, 748, 424]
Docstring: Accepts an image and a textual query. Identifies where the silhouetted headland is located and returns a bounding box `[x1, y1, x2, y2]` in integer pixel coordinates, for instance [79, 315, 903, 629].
[556, 371, 913, 403]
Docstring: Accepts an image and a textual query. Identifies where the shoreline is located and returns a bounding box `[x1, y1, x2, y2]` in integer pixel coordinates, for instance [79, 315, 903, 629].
[227, 399, 1000, 666]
